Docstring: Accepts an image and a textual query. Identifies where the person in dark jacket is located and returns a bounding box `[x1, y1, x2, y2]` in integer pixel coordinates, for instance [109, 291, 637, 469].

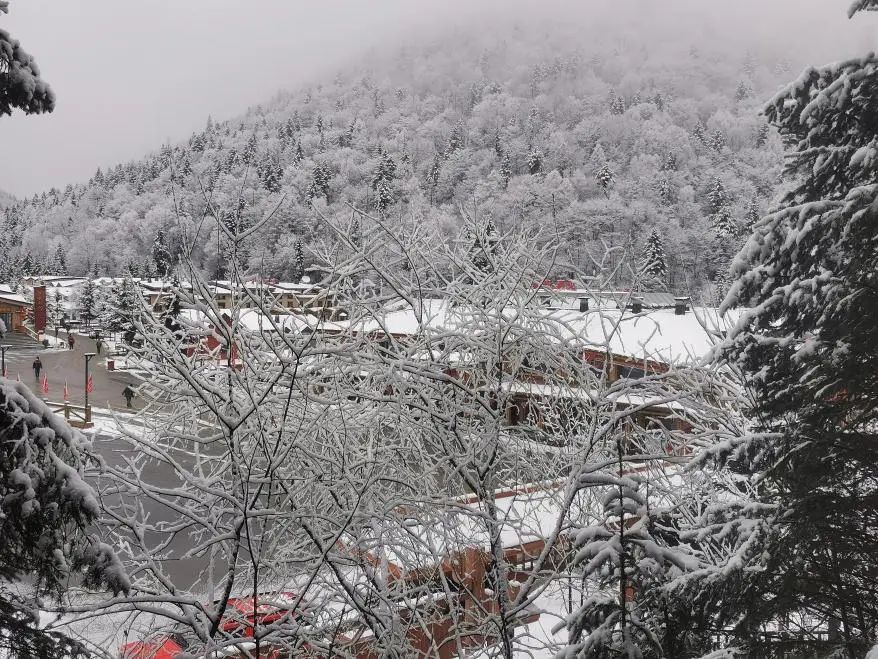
[122, 385, 135, 409]
[68, 334, 75, 350]
[32, 357, 42, 380]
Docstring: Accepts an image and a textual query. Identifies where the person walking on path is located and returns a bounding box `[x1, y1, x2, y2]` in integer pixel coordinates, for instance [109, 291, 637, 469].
[95, 339, 102, 355]
[122, 385, 135, 409]
[54, 325, 59, 341]
[68, 334, 75, 350]
[32, 357, 42, 380]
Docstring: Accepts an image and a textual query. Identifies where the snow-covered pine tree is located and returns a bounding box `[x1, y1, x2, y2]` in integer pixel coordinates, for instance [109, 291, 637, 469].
[161, 274, 183, 339]
[711, 205, 736, 237]
[257, 151, 283, 193]
[0, 2, 54, 117]
[0, 380, 129, 657]
[105, 276, 140, 344]
[735, 80, 753, 101]
[47, 288, 63, 329]
[657, 176, 673, 206]
[640, 228, 667, 289]
[427, 152, 442, 202]
[754, 122, 769, 147]
[77, 276, 97, 327]
[742, 196, 760, 235]
[292, 240, 305, 282]
[718, 4, 878, 654]
[608, 88, 625, 115]
[53, 245, 67, 276]
[500, 151, 511, 190]
[242, 133, 258, 164]
[563, 436, 696, 658]
[709, 129, 726, 153]
[307, 162, 332, 203]
[707, 176, 729, 214]
[526, 148, 542, 175]
[151, 229, 173, 278]
[19, 252, 33, 276]
[595, 162, 615, 198]
[371, 150, 397, 214]
[446, 121, 464, 155]
[692, 119, 707, 145]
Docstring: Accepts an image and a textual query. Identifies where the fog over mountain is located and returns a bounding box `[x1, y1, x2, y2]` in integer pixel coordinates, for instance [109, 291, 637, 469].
[0, 0, 872, 196]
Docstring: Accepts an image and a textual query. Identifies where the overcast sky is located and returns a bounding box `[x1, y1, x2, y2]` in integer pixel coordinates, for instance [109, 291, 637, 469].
[0, 0, 873, 197]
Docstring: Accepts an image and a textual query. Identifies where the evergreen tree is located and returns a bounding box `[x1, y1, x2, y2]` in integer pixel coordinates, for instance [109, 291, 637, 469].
[78, 277, 97, 327]
[307, 163, 333, 203]
[162, 274, 183, 339]
[152, 229, 173, 278]
[258, 152, 283, 193]
[292, 240, 305, 283]
[47, 288, 64, 329]
[468, 219, 497, 273]
[526, 148, 542, 175]
[735, 80, 753, 100]
[243, 133, 258, 164]
[500, 152, 511, 190]
[742, 196, 760, 235]
[712, 205, 736, 237]
[657, 176, 673, 206]
[371, 150, 397, 214]
[53, 244, 67, 276]
[608, 88, 626, 115]
[595, 162, 615, 198]
[427, 152, 442, 203]
[0, 2, 55, 117]
[0, 381, 128, 658]
[709, 129, 726, 153]
[446, 121, 464, 155]
[640, 228, 668, 288]
[707, 176, 729, 214]
[105, 276, 140, 344]
[19, 252, 33, 276]
[565, 440, 695, 657]
[661, 150, 677, 171]
[718, 5, 878, 654]
[692, 119, 707, 144]
[754, 122, 770, 147]
[349, 216, 361, 249]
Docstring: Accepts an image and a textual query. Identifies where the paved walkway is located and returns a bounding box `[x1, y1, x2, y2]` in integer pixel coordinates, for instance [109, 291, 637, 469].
[3, 330, 144, 412]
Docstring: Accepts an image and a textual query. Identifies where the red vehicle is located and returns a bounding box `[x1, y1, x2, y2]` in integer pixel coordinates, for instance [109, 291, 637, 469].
[119, 634, 185, 659]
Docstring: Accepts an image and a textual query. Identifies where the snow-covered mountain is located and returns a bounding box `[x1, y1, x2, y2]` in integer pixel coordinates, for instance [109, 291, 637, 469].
[0, 21, 788, 297]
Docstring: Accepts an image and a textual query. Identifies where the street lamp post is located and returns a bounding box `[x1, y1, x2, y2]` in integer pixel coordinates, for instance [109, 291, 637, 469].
[0, 345, 10, 378]
[83, 352, 96, 413]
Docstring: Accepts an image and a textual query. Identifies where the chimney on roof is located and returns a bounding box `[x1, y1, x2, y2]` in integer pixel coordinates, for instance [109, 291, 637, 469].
[578, 297, 589, 312]
[631, 296, 643, 314]
[674, 296, 690, 315]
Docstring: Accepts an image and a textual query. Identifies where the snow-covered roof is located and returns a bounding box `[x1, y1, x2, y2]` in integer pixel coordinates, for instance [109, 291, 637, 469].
[549, 307, 739, 364]
[0, 292, 29, 306]
[330, 300, 737, 365]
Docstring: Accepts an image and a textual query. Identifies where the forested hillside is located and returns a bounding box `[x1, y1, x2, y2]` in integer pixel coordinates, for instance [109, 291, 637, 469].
[0, 20, 788, 299]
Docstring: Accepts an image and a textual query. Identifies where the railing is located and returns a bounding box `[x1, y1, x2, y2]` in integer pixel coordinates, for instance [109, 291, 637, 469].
[22, 323, 39, 341]
[45, 401, 93, 428]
